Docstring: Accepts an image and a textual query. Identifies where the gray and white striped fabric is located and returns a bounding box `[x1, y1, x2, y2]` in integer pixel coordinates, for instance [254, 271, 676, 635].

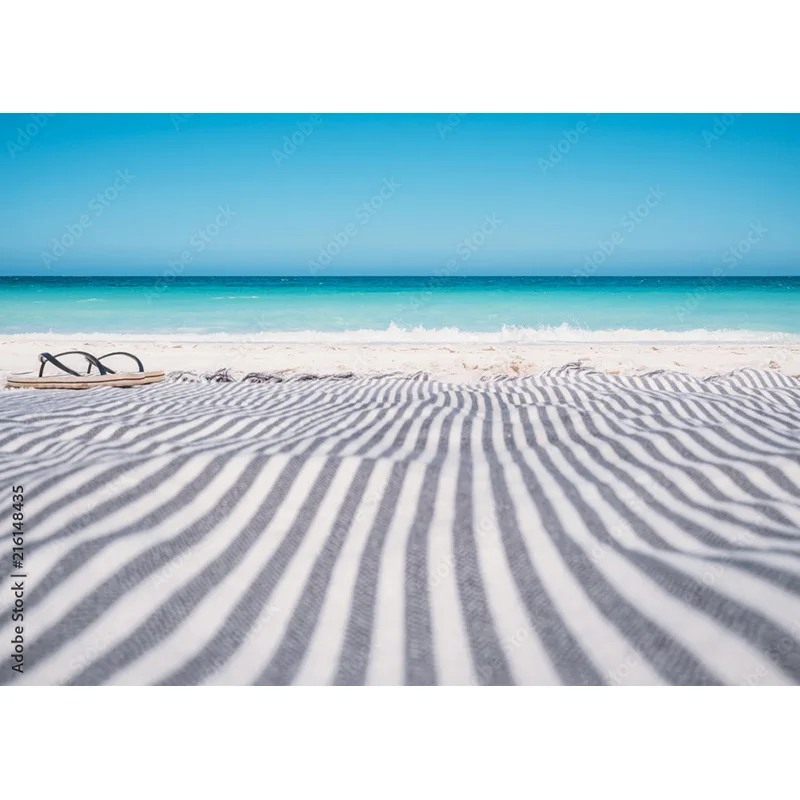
[2, 367, 800, 685]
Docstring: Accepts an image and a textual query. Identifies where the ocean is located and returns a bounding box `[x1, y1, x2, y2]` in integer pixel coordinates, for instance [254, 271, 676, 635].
[1, 276, 799, 343]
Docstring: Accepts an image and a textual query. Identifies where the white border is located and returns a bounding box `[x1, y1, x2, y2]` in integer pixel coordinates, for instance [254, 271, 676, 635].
[2, 1, 798, 111]
[2, 2, 798, 796]
[5, 689, 799, 798]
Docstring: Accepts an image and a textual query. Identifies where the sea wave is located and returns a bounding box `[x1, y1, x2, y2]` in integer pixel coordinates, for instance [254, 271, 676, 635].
[5, 322, 800, 344]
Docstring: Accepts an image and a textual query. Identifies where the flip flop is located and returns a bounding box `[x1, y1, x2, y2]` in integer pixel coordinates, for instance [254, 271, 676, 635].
[5, 350, 165, 390]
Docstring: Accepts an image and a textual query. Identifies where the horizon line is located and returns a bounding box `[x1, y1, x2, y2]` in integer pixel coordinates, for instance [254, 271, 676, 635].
[2, 273, 799, 280]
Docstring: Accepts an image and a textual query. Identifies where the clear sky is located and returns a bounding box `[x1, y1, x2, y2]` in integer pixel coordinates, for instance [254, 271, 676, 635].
[0, 113, 798, 276]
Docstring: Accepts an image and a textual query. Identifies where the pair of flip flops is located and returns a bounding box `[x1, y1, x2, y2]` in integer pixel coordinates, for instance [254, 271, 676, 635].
[6, 351, 165, 390]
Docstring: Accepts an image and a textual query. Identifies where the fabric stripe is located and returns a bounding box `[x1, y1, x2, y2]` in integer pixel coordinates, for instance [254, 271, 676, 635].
[2, 368, 799, 685]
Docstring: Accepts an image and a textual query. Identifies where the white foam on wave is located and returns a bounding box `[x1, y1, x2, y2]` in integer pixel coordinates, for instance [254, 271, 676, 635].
[4, 322, 800, 345]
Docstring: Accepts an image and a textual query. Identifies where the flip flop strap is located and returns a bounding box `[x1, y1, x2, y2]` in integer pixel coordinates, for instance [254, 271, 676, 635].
[38, 351, 109, 377]
[88, 352, 145, 375]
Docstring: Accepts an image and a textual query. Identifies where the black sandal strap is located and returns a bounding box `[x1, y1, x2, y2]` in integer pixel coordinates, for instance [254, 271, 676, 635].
[38, 351, 109, 377]
[88, 351, 145, 375]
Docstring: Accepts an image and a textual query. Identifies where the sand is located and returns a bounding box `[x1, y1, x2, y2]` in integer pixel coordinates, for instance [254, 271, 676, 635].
[2, 338, 800, 384]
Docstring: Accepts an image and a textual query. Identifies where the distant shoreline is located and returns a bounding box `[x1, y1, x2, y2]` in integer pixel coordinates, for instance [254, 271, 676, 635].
[3, 327, 800, 345]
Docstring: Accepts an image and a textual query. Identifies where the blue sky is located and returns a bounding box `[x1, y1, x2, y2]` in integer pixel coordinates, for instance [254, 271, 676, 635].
[0, 113, 798, 275]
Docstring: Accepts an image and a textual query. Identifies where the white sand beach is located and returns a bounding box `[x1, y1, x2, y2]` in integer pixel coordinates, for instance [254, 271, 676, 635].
[3, 338, 800, 383]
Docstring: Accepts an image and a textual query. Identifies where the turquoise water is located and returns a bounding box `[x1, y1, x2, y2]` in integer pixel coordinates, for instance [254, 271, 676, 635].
[1, 276, 799, 342]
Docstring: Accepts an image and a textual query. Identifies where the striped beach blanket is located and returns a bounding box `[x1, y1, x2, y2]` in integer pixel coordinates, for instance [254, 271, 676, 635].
[2, 367, 800, 685]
